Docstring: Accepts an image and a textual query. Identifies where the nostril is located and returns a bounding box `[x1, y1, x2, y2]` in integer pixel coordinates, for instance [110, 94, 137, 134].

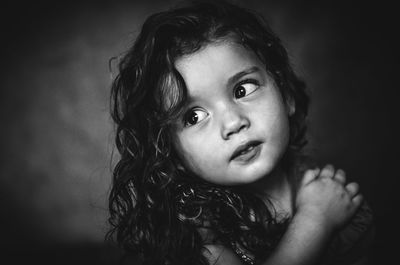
[223, 119, 250, 139]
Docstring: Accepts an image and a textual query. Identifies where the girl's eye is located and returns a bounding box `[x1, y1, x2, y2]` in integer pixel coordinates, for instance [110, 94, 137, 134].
[184, 108, 208, 126]
[234, 81, 259, 99]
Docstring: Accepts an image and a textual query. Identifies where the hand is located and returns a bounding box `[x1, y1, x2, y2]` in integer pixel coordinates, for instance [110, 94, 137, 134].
[295, 165, 363, 232]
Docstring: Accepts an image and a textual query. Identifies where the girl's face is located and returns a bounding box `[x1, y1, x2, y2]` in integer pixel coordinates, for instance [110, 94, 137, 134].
[172, 41, 293, 185]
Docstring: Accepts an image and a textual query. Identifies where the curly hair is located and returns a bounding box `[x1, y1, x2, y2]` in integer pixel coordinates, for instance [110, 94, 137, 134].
[107, 1, 309, 264]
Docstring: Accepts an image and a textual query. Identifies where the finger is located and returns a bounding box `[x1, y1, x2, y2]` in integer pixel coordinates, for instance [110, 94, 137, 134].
[302, 168, 320, 185]
[334, 169, 346, 184]
[352, 194, 364, 208]
[346, 182, 360, 197]
[319, 164, 335, 178]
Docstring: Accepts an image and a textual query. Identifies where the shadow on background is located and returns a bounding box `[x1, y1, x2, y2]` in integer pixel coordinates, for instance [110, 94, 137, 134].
[0, 0, 398, 264]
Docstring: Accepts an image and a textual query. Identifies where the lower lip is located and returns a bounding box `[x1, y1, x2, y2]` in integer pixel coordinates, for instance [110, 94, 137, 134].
[232, 144, 262, 163]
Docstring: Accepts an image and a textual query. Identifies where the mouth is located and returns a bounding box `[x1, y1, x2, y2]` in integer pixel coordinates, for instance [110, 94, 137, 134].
[230, 141, 262, 162]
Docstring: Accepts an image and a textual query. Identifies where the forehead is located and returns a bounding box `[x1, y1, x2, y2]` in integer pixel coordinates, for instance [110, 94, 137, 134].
[174, 41, 265, 98]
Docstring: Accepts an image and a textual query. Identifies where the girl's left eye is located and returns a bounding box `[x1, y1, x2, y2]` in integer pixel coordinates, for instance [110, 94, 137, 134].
[234, 81, 260, 99]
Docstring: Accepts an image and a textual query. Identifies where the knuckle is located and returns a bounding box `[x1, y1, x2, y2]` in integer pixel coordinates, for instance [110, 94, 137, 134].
[336, 169, 346, 176]
[347, 182, 359, 191]
[338, 167, 345, 173]
[305, 168, 315, 174]
[326, 164, 335, 171]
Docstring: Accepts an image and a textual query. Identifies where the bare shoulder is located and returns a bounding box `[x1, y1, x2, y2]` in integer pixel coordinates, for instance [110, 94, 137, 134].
[203, 244, 244, 265]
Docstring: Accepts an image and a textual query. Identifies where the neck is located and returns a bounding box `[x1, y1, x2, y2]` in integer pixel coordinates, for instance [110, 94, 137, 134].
[245, 164, 295, 219]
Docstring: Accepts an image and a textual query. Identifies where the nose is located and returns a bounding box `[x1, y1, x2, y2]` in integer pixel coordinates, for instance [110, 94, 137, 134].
[220, 107, 250, 140]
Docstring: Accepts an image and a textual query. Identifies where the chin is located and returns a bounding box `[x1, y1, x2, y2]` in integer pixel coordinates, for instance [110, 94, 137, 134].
[228, 167, 271, 186]
[242, 156, 281, 183]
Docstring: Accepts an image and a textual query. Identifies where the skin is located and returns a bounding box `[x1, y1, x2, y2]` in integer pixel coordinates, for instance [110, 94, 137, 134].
[171, 41, 363, 264]
[204, 166, 363, 265]
[173, 41, 293, 186]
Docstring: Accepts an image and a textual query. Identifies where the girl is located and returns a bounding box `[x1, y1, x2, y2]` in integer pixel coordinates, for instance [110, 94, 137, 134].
[107, 1, 374, 264]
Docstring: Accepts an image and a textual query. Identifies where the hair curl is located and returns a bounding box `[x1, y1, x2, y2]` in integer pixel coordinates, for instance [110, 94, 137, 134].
[107, 1, 309, 264]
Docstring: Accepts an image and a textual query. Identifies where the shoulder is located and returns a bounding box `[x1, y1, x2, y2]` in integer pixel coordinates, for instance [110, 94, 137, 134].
[203, 244, 244, 265]
[326, 201, 375, 264]
[336, 201, 375, 250]
[198, 227, 244, 264]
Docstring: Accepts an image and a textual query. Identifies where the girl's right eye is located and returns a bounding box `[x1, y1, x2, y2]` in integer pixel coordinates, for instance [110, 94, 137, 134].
[184, 108, 208, 126]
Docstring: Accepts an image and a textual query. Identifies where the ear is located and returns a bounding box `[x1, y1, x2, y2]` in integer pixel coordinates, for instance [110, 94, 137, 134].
[285, 96, 296, 116]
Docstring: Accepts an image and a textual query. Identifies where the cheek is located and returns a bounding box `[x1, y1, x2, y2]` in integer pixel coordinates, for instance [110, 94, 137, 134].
[173, 133, 204, 169]
[273, 110, 290, 142]
[256, 100, 291, 145]
[174, 132, 222, 176]
[280, 119, 290, 146]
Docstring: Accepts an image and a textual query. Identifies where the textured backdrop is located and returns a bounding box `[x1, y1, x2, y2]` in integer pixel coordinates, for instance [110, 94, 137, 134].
[1, 0, 398, 264]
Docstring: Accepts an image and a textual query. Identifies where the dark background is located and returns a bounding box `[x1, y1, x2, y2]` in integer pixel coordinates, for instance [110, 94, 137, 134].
[1, 0, 398, 264]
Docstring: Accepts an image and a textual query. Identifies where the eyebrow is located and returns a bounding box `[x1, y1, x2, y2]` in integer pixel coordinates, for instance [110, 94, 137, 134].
[183, 66, 262, 107]
[227, 66, 261, 87]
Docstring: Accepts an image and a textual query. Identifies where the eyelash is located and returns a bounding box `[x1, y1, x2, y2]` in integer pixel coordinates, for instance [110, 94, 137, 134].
[233, 79, 260, 99]
[183, 108, 208, 127]
[182, 79, 260, 127]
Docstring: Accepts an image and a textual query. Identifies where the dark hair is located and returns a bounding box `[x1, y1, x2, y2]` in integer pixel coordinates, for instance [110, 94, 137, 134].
[107, 1, 309, 264]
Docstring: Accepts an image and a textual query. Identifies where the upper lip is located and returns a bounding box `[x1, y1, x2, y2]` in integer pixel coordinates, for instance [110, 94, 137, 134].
[230, 140, 261, 160]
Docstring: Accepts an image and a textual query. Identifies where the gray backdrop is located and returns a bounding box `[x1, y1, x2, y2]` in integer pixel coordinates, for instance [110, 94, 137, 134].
[1, 0, 398, 264]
